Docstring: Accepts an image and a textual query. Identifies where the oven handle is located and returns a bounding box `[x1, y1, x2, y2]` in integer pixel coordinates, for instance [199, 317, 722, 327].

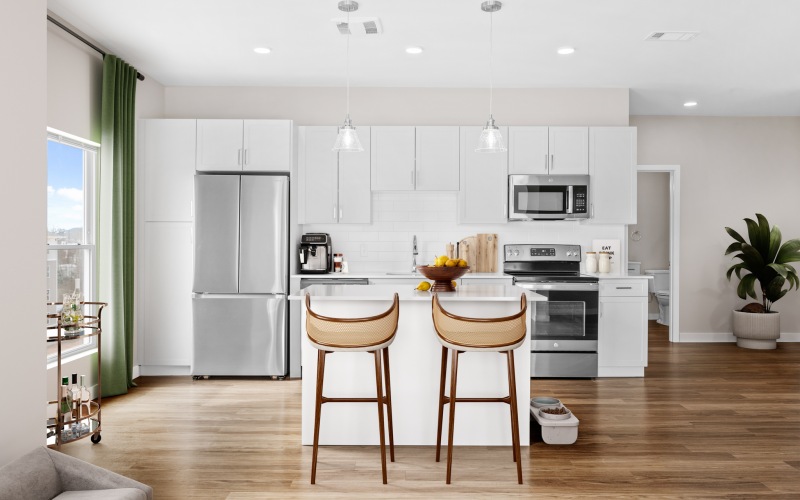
[515, 282, 599, 291]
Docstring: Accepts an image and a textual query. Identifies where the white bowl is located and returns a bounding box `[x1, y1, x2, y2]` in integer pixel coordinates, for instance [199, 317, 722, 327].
[539, 407, 572, 420]
[531, 397, 560, 408]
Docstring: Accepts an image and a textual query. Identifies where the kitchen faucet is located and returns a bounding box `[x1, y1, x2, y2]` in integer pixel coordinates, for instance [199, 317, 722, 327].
[412, 235, 418, 273]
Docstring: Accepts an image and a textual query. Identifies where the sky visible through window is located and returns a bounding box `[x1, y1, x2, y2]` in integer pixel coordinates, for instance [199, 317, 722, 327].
[47, 141, 84, 237]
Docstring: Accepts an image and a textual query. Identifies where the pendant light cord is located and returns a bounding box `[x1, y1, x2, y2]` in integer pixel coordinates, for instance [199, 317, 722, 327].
[346, 9, 351, 120]
[489, 9, 494, 118]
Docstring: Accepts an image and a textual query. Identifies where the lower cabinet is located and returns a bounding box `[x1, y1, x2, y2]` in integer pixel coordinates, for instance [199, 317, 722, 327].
[138, 222, 194, 373]
[598, 280, 648, 377]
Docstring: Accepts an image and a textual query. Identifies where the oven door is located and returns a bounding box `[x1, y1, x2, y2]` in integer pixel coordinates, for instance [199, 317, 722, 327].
[517, 282, 598, 351]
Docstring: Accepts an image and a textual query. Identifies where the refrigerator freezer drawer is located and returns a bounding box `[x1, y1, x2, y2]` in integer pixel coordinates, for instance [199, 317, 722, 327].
[192, 294, 287, 376]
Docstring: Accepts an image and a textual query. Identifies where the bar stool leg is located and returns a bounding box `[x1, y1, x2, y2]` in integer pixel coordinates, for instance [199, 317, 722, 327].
[382, 347, 395, 462]
[446, 349, 460, 485]
[373, 350, 388, 484]
[435, 346, 448, 462]
[311, 350, 327, 485]
[506, 351, 523, 484]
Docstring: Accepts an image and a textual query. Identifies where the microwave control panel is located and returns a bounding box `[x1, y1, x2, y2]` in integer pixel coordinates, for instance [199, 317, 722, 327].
[572, 186, 588, 213]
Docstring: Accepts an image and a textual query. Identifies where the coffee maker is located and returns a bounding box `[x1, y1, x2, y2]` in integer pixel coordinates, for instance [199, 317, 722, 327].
[299, 233, 332, 274]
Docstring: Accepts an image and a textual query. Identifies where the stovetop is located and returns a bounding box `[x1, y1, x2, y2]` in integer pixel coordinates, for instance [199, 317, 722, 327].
[503, 244, 598, 283]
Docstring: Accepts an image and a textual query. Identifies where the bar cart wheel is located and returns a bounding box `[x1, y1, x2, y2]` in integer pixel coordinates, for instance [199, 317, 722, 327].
[91, 433, 101, 444]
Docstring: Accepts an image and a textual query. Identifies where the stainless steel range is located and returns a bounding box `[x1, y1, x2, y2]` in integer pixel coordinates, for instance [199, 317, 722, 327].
[504, 244, 599, 378]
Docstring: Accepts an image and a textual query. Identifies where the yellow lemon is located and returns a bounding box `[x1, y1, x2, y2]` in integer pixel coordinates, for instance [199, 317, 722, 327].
[451, 280, 458, 289]
[458, 259, 468, 268]
[445, 259, 458, 267]
[435, 255, 449, 267]
[416, 281, 432, 291]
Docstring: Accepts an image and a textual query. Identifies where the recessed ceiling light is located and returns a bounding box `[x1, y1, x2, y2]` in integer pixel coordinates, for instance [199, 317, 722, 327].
[253, 47, 272, 54]
[557, 46, 575, 55]
[684, 101, 698, 107]
[405, 46, 424, 55]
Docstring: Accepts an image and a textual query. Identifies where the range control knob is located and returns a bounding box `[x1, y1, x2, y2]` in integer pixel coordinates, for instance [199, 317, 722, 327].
[514, 250, 520, 256]
[553, 342, 559, 348]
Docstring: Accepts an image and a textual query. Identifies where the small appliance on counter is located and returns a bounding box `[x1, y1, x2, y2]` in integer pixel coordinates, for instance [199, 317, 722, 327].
[299, 233, 332, 274]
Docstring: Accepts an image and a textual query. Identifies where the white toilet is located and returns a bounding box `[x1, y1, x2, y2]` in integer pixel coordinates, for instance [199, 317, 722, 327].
[644, 270, 670, 325]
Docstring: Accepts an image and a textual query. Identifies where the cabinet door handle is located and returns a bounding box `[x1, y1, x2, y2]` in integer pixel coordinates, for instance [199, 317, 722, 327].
[339, 208, 343, 220]
[411, 170, 415, 187]
[616, 286, 633, 289]
[551, 154, 555, 171]
[244, 149, 249, 165]
[544, 154, 548, 172]
[238, 149, 242, 166]
[591, 203, 595, 218]
[333, 204, 337, 221]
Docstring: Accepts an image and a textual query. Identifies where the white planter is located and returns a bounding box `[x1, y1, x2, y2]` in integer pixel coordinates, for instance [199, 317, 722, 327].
[732, 310, 780, 349]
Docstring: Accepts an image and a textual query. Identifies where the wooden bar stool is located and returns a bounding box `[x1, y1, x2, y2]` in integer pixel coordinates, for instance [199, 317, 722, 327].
[431, 293, 527, 484]
[305, 293, 400, 485]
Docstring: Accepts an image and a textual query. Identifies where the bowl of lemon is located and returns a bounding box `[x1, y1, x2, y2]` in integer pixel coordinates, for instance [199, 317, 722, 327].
[416, 256, 469, 292]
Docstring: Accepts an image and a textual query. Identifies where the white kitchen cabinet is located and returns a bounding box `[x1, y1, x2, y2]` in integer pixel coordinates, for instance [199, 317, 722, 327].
[598, 279, 648, 377]
[508, 126, 588, 175]
[371, 126, 416, 191]
[299, 126, 371, 224]
[139, 119, 196, 222]
[415, 126, 460, 191]
[196, 119, 292, 172]
[139, 222, 194, 369]
[588, 127, 637, 224]
[459, 126, 509, 224]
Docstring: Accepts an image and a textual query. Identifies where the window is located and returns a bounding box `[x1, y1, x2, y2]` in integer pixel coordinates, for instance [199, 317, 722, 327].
[46, 128, 98, 360]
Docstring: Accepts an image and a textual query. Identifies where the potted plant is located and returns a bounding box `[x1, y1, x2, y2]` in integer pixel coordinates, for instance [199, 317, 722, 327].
[725, 213, 800, 349]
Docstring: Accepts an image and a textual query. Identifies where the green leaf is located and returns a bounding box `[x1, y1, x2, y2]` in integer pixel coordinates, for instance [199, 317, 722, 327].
[756, 214, 771, 253]
[745, 218, 761, 249]
[725, 227, 745, 243]
[766, 225, 782, 263]
[767, 263, 788, 278]
[765, 275, 787, 303]
[739, 243, 765, 270]
[737, 274, 757, 300]
[724, 242, 743, 255]
[726, 263, 745, 280]
[776, 239, 800, 264]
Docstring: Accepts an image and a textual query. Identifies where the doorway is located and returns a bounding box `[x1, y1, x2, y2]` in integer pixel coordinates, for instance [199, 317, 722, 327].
[630, 165, 680, 343]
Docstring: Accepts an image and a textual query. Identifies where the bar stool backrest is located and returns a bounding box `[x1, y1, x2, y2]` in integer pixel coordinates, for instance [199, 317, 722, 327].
[305, 293, 400, 352]
[431, 294, 527, 352]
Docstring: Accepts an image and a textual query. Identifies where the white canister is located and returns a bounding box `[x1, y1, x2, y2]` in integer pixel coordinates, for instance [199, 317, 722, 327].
[585, 252, 598, 274]
[598, 252, 611, 273]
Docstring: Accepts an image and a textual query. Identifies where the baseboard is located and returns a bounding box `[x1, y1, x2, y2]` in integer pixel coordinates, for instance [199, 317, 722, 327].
[679, 332, 800, 343]
[648, 313, 659, 320]
[598, 366, 645, 377]
[132, 365, 140, 380]
[137, 365, 191, 376]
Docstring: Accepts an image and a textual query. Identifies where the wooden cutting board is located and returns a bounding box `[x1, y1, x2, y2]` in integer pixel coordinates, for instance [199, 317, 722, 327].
[458, 236, 477, 273]
[476, 233, 498, 273]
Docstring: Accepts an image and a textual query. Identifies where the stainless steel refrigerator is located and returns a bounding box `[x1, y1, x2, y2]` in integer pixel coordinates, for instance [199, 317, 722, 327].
[192, 174, 289, 377]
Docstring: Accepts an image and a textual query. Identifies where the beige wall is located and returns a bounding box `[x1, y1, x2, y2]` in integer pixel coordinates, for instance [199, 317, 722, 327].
[1, 0, 47, 465]
[164, 87, 629, 125]
[632, 116, 800, 339]
[629, 172, 670, 315]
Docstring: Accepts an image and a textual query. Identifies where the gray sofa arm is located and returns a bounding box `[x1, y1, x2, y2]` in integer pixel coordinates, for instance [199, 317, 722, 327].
[46, 449, 153, 500]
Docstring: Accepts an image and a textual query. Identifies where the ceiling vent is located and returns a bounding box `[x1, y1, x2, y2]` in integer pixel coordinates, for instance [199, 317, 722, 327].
[333, 17, 383, 36]
[645, 31, 699, 41]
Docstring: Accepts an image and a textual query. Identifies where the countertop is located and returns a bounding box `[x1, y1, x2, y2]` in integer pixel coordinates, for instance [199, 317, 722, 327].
[289, 284, 546, 302]
[291, 272, 508, 279]
[586, 273, 653, 280]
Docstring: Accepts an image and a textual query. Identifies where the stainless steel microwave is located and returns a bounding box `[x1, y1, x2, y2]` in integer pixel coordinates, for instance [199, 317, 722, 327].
[508, 175, 590, 221]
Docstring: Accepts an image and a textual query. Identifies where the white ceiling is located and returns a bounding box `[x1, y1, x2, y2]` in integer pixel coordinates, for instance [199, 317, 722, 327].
[48, 0, 800, 116]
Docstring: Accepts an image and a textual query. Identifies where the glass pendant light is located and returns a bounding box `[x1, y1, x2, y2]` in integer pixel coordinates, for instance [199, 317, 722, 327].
[476, 1, 506, 153]
[333, 0, 364, 152]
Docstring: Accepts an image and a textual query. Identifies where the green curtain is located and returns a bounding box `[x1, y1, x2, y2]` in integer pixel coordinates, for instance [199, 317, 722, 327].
[98, 55, 137, 397]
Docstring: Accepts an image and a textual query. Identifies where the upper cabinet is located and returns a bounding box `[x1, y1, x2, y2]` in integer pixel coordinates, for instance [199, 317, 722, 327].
[196, 119, 292, 172]
[139, 119, 196, 222]
[588, 127, 637, 225]
[508, 126, 588, 175]
[299, 126, 371, 224]
[415, 126, 460, 191]
[371, 126, 460, 191]
[371, 126, 415, 191]
[459, 126, 509, 224]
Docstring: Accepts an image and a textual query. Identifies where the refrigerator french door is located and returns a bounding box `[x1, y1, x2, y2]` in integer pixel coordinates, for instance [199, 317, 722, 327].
[192, 174, 289, 377]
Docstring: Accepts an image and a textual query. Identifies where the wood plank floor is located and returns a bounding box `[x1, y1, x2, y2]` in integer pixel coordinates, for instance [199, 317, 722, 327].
[60, 323, 800, 498]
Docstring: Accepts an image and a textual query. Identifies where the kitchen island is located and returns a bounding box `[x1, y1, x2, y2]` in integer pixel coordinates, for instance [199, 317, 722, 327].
[289, 284, 545, 446]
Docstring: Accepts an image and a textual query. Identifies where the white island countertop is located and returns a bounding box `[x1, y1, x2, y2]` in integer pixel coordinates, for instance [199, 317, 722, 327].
[289, 284, 545, 302]
[290, 272, 508, 279]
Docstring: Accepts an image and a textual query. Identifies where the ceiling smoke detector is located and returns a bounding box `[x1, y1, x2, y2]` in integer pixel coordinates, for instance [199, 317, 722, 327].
[645, 31, 699, 41]
[333, 17, 383, 35]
